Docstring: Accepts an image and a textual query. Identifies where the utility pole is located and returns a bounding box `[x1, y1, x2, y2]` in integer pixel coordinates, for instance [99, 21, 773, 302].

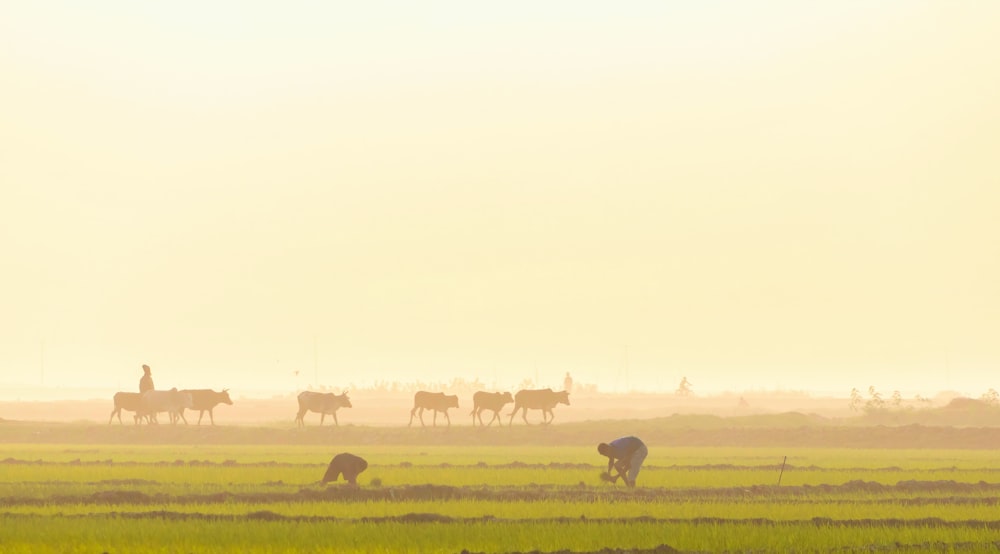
[624, 344, 629, 392]
[946, 350, 951, 390]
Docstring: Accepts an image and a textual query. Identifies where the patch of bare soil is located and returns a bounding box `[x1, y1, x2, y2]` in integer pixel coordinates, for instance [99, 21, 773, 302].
[8, 481, 1000, 508]
[459, 546, 680, 554]
[14, 510, 1000, 535]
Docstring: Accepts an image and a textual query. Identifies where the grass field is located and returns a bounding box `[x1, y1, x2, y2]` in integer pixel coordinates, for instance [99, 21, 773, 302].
[3, 423, 1000, 552]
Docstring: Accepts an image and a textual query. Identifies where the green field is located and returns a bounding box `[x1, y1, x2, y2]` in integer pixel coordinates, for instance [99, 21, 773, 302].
[3, 425, 1000, 552]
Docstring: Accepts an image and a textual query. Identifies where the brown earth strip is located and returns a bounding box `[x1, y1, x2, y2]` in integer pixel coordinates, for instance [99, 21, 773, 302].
[6, 481, 1000, 507]
[5, 510, 1000, 531]
[459, 547, 681, 554]
[460, 542, 999, 554]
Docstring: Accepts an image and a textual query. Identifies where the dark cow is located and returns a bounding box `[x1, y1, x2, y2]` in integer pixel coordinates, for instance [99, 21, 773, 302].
[180, 389, 233, 425]
[470, 391, 514, 427]
[296, 390, 352, 427]
[138, 388, 193, 425]
[322, 452, 368, 485]
[508, 388, 570, 425]
[408, 391, 459, 427]
[109, 392, 145, 424]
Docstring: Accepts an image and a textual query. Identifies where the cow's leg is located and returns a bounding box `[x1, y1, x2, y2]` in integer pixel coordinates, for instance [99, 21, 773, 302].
[508, 406, 518, 426]
[408, 406, 418, 427]
[209, 409, 215, 426]
[320, 412, 326, 426]
[296, 408, 307, 427]
[177, 410, 188, 425]
[432, 409, 438, 427]
[197, 411, 205, 425]
[444, 409, 451, 427]
[487, 410, 499, 426]
[332, 411, 339, 426]
[109, 408, 118, 425]
[521, 407, 530, 425]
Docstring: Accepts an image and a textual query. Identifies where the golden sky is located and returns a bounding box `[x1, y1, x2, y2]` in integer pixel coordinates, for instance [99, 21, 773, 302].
[2, 2, 998, 395]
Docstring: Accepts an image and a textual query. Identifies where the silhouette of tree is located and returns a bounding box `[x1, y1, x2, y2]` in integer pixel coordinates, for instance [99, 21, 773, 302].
[849, 388, 864, 412]
[891, 390, 903, 409]
[864, 386, 886, 413]
[981, 388, 999, 407]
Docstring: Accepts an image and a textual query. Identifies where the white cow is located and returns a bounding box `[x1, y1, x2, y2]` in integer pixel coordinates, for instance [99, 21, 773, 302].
[139, 388, 193, 425]
[295, 391, 352, 427]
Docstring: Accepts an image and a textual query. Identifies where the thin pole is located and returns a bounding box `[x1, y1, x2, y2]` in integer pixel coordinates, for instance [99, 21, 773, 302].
[777, 456, 787, 486]
[624, 344, 629, 392]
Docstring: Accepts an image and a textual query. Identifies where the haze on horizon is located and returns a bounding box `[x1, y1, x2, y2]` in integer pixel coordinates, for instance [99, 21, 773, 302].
[2, 2, 998, 398]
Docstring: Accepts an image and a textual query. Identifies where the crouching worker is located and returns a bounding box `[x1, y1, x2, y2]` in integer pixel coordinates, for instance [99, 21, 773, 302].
[598, 436, 648, 488]
[322, 452, 368, 485]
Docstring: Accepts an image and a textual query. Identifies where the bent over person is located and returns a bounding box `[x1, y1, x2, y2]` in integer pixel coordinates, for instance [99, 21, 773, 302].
[598, 436, 648, 488]
[322, 453, 368, 485]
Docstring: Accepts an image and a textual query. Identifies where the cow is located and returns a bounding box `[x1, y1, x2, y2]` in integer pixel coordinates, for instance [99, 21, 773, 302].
[322, 452, 368, 485]
[470, 391, 514, 427]
[138, 388, 193, 425]
[295, 391, 352, 427]
[109, 392, 145, 425]
[508, 388, 570, 425]
[179, 389, 233, 425]
[408, 391, 459, 427]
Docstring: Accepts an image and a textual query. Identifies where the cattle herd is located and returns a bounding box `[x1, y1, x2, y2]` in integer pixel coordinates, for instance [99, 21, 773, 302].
[108, 387, 571, 427]
[109, 388, 234, 425]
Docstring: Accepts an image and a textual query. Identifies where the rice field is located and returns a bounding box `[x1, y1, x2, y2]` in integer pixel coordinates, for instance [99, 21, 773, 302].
[3, 430, 1000, 552]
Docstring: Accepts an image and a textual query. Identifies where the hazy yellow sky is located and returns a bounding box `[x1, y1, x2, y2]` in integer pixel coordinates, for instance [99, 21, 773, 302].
[2, 2, 998, 396]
